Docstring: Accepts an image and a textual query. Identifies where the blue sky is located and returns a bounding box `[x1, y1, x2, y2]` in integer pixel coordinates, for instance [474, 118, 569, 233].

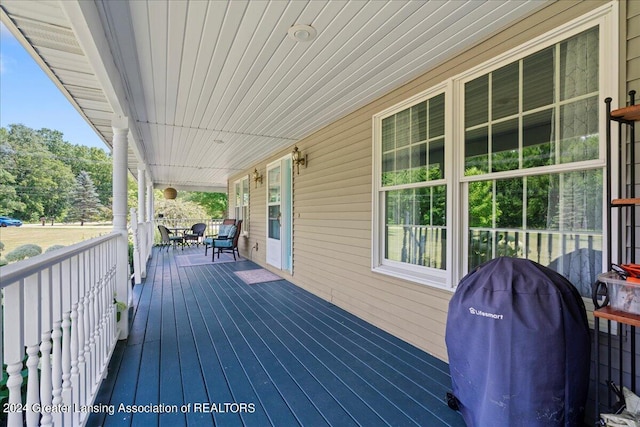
[0, 22, 107, 150]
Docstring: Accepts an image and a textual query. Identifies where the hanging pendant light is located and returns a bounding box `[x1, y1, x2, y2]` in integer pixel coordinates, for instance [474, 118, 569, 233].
[163, 187, 177, 200]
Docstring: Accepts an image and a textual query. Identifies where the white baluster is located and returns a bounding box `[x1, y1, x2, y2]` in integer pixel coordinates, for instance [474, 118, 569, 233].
[25, 344, 40, 427]
[40, 331, 53, 427]
[50, 262, 63, 427]
[51, 321, 63, 426]
[4, 280, 25, 427]
[77, 295, 86, 408]
[40, 266, 53, 427]
[61, 311, 72, 406]
[70, 254, 80, 425]
[111, 269, 117, 342]
[83, 287, 92, 398]
[89, 278, 97, 388]
[94, 272, 102, 383]
[6, 361, 24, 427]
[78, 251, 88, 411]
[100, 272, 108, 367]
[70, 302, 80, 425]
[23, 273, 41, 427]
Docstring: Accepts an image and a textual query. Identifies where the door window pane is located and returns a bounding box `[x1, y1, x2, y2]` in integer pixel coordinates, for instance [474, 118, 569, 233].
[268, 205, 280, 240]
[268, 167, 280, 204]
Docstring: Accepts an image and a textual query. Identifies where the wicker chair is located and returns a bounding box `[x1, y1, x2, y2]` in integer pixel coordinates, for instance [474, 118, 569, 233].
[183, 222, 207, 246]
[157, 225, 185, 251]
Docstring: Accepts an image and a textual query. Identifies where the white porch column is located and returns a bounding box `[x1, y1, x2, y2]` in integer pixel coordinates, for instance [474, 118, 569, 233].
[147, 182, 154, 252]
[147, 181, 154, 222]
[137, 168, 148, 278]
[112, 117, 129, 339]
[137, 168, 146, 223]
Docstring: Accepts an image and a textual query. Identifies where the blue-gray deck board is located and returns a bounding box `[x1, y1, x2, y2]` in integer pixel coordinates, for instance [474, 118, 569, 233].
[88, 247, 465, 427]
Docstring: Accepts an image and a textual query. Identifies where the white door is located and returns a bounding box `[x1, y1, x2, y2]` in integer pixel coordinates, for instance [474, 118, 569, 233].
[266, 158, 292, 271]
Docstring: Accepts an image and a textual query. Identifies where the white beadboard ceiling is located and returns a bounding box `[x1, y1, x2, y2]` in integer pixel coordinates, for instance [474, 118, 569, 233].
[1, 0, 550, 193]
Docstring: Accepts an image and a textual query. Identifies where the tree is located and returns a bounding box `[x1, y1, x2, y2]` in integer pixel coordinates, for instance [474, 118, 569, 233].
[0, 140, 26, 215]
[4, 124, 75, 221]
[40, 128, 113, 212]
[154, 190, 208, 220]
[67, 171, 103, 225]
[186, 192, 228, 218]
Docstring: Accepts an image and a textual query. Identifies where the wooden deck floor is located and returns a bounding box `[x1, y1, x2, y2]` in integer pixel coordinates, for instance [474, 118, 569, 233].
[88, 246, 465, 427]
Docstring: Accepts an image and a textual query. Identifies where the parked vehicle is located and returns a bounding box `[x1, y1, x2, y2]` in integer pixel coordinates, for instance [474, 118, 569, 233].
[0, 216, 23, 227]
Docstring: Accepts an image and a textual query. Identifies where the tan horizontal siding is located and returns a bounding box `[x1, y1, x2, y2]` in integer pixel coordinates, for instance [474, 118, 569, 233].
[233, 0, 611, 363]
[629, 7, 640, 87]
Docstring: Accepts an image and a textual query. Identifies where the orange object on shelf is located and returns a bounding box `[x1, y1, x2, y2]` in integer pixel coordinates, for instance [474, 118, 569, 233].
[621, 264, 640, 277]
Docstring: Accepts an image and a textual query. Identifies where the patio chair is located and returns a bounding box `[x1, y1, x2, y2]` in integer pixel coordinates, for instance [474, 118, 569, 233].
[204, 219, 235, 256]
[158, 224, 185, 251]
[205, 220, 242, 261]
[183, 222, 207, 246]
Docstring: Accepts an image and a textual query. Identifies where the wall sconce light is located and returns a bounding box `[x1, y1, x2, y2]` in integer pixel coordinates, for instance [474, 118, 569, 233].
[252, 168, 263, 188]
[292, 146, 307, 175]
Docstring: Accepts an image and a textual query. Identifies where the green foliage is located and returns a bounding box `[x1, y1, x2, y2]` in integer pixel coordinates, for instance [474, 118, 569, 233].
[0, 241, 4, 252]
[5, 244, 42, 262]
[1, 124, 233, 223]
[0, 258, 7, 267]
[45, 244, 65, 253]
[186, 191, 228, 218]
[128, 240, 134, 271]
[66, 171, 103, 225]
[0, 124, 112, 221]
[467, 167, 496, 228]
[154, 191, 209, 219]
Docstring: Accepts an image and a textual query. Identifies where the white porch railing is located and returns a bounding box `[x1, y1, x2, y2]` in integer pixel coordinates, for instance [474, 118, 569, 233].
[1, 232, 125, 427]
[153, 218, 226, 241]
[130, 208, 154, 285]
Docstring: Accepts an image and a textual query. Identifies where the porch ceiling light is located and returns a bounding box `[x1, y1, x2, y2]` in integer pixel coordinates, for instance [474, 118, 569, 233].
[253, 168, 263, 188]
[292, 146, 307, 175]
[288, 24, 317, 43]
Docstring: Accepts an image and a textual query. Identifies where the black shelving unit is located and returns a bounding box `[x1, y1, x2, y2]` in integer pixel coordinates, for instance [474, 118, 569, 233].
[594, 90, 640, 422]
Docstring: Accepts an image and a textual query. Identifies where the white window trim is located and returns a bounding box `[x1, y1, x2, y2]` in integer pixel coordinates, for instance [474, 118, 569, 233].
[234, 175, 250, 237]
[372, 2, 619, 291]
[372, 83, 452, 289]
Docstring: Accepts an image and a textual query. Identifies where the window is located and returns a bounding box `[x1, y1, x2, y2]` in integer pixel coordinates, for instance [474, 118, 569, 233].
[463, 26, 603, 298]
[234, 176, 249, 233]
[464, 27, 599, 174]
[373, 5, 615, 292]
[374, 90, 448, 285]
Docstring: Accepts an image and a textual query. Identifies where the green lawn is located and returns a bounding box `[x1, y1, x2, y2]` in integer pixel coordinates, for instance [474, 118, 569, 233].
[0, 223, 114, 256]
